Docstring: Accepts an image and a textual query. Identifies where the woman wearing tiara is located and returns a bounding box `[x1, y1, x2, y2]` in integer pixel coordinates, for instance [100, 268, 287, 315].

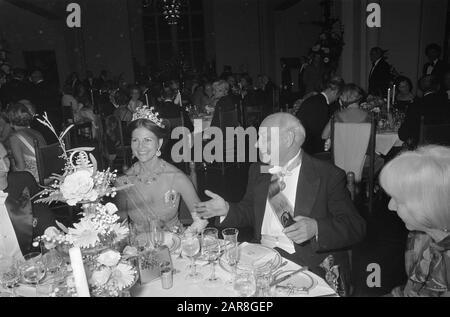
[114, 106, 208, 234]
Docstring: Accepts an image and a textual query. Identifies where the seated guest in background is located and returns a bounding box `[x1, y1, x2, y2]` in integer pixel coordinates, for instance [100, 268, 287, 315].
[128, 85, 143, 113]
[0, 112, 12, 144]
[368, 47, 392, 97]
[394, 76, 416, 112]
[83, 70, 96, 91]
[7, 102, 46, 182]
[72, 84, 99, 138]
[113, 90, 134, 123]
[195, 113, 366, 281]
[380, 145, 450, 297]
[422, 43, 449, 87]
[322, 84, 369, 140]
[295, 76, 344, 155]
[210, 80, 241, 129]
[156, 87, 193, 131]
[191, 82, 214, 113]
[114, 108, 207, 233]
[399, 75, 449, 146]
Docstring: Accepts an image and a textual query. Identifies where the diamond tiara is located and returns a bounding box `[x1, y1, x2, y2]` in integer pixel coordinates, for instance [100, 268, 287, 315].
[132, 106, 165, 128]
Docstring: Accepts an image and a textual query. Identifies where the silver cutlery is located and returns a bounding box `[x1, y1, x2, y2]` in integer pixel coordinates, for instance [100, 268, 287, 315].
[269, 267, 308, 287]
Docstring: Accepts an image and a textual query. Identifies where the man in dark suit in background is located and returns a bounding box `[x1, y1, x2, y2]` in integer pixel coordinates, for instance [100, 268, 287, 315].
[399, 75, 450, 146]
[195, 113, 366, 283]
[295, 76, 344, 155]
[29, 70, 62, 130]
[368, 47, 392, 96]
[422, 43, 449, 88]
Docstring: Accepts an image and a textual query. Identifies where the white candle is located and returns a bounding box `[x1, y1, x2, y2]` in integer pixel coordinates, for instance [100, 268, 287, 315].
[69, 247, 91, 297]
[387, 88, 391, 113]
[145, 93, 150, 107]
[392, 85, 396, 104]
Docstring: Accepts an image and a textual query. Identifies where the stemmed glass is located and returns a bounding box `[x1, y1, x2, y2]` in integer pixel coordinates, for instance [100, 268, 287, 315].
[222, 228, 240, 287]
[181, 231, 203, 282]
[202, 228, 222, 287]
[149, 220, 164, 249]
[0, 256, 20, 297]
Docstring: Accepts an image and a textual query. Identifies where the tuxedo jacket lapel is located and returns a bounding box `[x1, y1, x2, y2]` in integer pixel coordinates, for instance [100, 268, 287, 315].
[294, 153, 320, 217]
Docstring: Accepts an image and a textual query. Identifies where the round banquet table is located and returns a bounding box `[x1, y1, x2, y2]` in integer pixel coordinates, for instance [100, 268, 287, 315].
[130, 250, 337, 297]
[375, 131, 403, 156]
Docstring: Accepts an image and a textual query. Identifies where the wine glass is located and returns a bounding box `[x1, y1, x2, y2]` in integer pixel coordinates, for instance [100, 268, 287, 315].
[149, 219, 164, 249]
[0, 256, 20, 297]
[222, 228, 240, 287]
[181, 231, 203, 282]
[233, 271, 256, 297]
[202, 228, 222, 287]
[21, 253, 46, 285]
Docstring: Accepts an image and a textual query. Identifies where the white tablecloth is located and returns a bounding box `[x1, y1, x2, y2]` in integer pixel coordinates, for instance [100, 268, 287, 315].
[376, 132, 403, 156]
[0, 191, 23, 260]
[130, 253, 336, 297]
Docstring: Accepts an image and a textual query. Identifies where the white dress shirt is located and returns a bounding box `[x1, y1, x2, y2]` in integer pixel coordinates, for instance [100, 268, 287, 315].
[426, 59, 438, 75]
[260, 152, 302, 254]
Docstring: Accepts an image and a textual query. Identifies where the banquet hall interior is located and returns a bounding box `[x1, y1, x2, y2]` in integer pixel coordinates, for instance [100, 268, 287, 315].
[0, 0, 450, 298]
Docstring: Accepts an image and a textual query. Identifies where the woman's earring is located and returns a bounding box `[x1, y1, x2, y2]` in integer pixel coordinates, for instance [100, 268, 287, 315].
[156, 148, 161, 157]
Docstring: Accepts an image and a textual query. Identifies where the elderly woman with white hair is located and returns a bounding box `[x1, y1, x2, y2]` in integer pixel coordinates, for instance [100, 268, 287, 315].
[380, 145, 450, 297]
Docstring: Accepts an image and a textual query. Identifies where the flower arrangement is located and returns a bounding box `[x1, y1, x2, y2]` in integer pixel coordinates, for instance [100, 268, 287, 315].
[360, 95, 386, 114]
[33, 113, 130, 250]
[34, 113, 119, 206]
[308, 20, 344, 71]
[36, 202, 129, 249]
[86, 249, 137, 297]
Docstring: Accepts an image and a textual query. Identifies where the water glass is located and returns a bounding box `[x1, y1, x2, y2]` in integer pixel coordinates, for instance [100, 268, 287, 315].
[21, 253, 46, 285]
[233, 271, 256, 297]
[254, 266, 273, 297]
[222, 228, 239, 286]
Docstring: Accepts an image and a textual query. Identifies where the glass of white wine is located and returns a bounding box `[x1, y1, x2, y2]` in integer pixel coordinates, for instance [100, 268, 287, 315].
[181, 231, 202, 282]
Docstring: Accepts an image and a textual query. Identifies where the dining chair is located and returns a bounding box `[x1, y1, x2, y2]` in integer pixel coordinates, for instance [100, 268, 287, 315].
[33, 139, 73, 222]
[330, 115, 376, 214]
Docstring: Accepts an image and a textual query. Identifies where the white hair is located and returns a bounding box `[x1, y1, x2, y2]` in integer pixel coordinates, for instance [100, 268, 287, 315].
[380, 145, 450, 231]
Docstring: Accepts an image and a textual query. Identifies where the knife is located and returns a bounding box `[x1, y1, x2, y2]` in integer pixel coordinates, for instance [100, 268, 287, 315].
[269, 267, 308, 287]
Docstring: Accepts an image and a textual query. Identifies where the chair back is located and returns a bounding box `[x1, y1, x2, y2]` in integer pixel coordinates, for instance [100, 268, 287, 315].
[33, 140, 66, 186]
[219, 104, 239, 131]
[331, 117, 375, 183]
[419, 116, 450, 146]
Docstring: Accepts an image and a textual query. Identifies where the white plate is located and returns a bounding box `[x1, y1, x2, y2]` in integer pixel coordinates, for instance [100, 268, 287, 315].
[273, 269, 317, 295]
[219, 243, 282, 273]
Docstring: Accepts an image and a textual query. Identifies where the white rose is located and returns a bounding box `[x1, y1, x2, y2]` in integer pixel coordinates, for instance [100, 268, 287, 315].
[90, 268, 111, 286]
[97, 250, 121, 267]
[60, 170, 94, 206]
[104, 202, 118, 215]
